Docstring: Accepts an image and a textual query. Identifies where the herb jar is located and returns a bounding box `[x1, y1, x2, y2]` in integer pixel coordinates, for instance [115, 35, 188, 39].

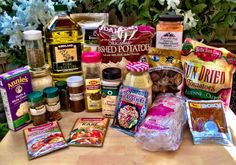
[82, 51, 102, 112]
[67, 76, 85, 112]
[101, 67, 121, 118]
[156, 13, 184, 50]
[43, 87, 62, 121]
[29, 65, 53, 91]
[23, 30, 46, 70]
[28, 91, 47, 126]
[123, 62, 153, 108]
[55, 81, 69, 111]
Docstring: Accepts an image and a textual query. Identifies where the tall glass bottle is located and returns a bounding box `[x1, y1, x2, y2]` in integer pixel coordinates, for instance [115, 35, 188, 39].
[45, 4, 83, 81]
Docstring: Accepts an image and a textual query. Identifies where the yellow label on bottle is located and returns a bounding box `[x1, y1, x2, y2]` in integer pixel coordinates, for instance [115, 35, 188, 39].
[85, 78, 101, 110]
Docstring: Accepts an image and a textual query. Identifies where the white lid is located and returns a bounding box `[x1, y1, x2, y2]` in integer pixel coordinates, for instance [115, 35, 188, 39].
[23, 30, 42, 40]
[67, 76, 84, 87]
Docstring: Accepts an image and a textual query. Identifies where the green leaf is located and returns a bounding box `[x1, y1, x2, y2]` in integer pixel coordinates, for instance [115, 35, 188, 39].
[192, 3, 207, 14]
[215, 33, 225, 43]
[108, 0, 117, 6]
[225, 15, 235, 26]
[211, 11, 225, 23]
[134, 19, 148, 25]
[141, 10, 151, 18]
[185, 0, 192, 9]
[150, 7, 160, 14]
[118, 0, 124, 11]
[211, 0, 221, 4]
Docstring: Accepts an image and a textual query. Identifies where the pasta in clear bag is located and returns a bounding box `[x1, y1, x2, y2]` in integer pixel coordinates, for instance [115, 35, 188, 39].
[135, 93, 186, 151]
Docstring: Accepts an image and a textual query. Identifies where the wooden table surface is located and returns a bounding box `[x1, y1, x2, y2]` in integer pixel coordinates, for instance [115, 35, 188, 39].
[1, 110, 236, 165]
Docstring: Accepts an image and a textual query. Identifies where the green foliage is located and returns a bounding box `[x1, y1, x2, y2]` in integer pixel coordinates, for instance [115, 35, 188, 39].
[0, 123, 8, 141]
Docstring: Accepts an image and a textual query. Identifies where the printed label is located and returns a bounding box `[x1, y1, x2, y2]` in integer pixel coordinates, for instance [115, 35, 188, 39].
[46, 102, 61, 112]
[84, 29, 98, 45]
[85, 78, 101, 110]
[50, 43, 82, 73]
[101, 85, 119, 117]
[30, 105, 46, 116]
[156, 31, 182, 50]
[69, 93, 84, 101]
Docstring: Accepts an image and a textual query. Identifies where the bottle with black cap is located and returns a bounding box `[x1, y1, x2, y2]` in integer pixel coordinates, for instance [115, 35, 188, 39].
[101, 67, 122, 118]
[156, 11, 184, 51]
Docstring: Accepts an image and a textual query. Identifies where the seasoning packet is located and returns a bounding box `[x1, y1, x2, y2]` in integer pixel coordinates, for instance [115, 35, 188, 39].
[181, 38, 236, 109]
[70, 13, 109, 52]
[97, 25, 155, 77]
[111, 85, 148, 136]
[0, 67, 32, 131]
[135, 94, 186, 151]
[23, 122, 68, 160]
[146, 47, 183, 96]
[67, 118, 109, 147]
[186, 100, 233, 146]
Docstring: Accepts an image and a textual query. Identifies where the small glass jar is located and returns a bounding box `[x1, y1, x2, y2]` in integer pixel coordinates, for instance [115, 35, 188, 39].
[28, 91, 47, 126]
[123, 62, 153, 108]
[82, 51, 102, 112]
[43, 87, 62, 121]
[101, 67, 121, 118]
[67, 76, 85, 112]
[23, 30, 46, 70]
[29, 65, 53, 91]
[156, 13, 184, 50]
[55, 81, 69, 111]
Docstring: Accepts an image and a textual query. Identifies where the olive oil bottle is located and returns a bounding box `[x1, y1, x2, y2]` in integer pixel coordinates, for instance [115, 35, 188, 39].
[45, 5, 83, 80]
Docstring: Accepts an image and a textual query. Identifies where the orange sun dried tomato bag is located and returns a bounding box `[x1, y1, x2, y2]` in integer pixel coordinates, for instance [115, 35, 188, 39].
[181, 38, 236, 109]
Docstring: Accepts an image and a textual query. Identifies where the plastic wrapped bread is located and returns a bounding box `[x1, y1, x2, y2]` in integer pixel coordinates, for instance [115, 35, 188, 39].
[135, 94, 186, 151]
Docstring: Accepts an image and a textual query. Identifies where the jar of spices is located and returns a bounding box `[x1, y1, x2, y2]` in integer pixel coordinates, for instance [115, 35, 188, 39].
[43, 87, 62, 121]
[28, 91, 47, 126]
[156, 13, 184, 50]
[123, 62, 153, 108]
[101, 67, 121, 118]
[82, 51, 102, 112]
[29, 65, 53, 91]
[55, 81, 69, 111]
[23, 30, 46, 70]
[67, 76, 85, 112]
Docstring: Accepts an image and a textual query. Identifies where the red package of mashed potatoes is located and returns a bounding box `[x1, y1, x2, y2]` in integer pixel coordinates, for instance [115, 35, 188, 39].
[181, 38, 236, 109]
[97, 25, 155, 77]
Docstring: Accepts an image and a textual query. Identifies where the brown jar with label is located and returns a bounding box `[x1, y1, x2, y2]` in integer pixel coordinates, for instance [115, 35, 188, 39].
[28, 91, 47, 126]
[67, 76, 85, 112]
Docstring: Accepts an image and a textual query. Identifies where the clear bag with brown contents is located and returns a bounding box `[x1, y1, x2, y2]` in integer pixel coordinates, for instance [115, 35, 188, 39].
[146, 47, 183, 98]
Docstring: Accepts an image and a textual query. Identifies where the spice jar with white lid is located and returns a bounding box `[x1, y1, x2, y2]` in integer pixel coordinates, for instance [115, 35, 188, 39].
[23, 30, 46, 70]
[43, 87, 62, 121]
[67, 76, 85, 112]
[29, 65, 53, 91]
[123, 62, 153, 108]
[28, 91, 47, 126]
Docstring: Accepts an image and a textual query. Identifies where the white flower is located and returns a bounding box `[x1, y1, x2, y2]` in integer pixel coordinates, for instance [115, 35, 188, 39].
[158, 0, 166, 5]
[183, 10, 197, 30]
[166, 0, 180, 10]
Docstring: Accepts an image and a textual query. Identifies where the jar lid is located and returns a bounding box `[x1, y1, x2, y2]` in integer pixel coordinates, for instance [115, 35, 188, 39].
[102, 67, 121, 80]
[81, 51, 101, 63]
[54, 4, 67, 11]
[55, 81, 67, 90]
[23, 30, 42, 40]
[28, 91, 43, 103]
[159, 14, 184, 22]
[43, 87, 59, 98]
[67, 76, 84, 87]
[126, 62, 149, 72]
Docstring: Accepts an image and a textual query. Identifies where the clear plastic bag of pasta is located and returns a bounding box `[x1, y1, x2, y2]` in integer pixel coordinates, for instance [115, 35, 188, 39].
[135, 94, 186, 151]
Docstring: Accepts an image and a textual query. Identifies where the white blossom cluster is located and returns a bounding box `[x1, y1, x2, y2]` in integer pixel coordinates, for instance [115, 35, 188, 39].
[0, 0, 76, 48]
[159, 0, 198, 30]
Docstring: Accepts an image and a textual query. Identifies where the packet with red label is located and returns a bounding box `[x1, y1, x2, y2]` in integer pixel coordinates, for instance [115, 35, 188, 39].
[181, 38, 236, 109]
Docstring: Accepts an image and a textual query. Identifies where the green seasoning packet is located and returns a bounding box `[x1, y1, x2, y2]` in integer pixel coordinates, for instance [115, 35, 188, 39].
[67, 118, 109, 147]
[24, 122, 68, 160]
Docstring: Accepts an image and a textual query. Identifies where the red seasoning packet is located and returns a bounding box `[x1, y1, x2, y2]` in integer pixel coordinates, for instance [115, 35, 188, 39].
[23, 122, 68, 160]
[67, 118, 109, 147]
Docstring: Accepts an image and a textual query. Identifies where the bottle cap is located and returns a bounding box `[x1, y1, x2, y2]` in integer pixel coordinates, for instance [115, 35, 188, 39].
[159, 14, 184, 22]
[54, 4, 67, 11]
[55, 81, 67, 90]
[23, 30, 42, 40]
[28, 91, 43, 103]
[43, 87, 59, 98]
[81, 51, 101, 63]
[102, 67, 121, 80]
[126, 62, 149, 72]
[67, 76, 84, 87]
